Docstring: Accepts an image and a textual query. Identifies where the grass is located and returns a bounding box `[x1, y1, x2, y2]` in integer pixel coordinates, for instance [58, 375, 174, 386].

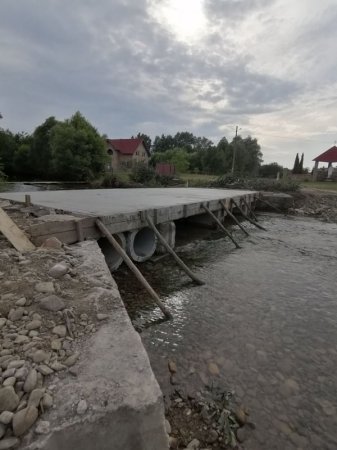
[179, 173, 217, 186]
[301, 181, 337, 192]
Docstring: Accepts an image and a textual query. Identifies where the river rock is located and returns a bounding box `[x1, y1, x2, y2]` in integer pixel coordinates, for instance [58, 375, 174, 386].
[206, 429, 218, 444]
[35, 420, 50, 435]
[51, 339, 62, 351]
[52, 325, 67, 337]
[2, 368, 16, 379]
[63, 352, 79, 367]
[165, 419, 171, 434]
[77, 400, 88, 415]
[28, 389, 45, 408]
[15, 367, 28, 382]
[32, 350, 49, 364]
[234, 406, 247, 425]
[0, 411, 13, 425]
[0, 387, 19, 412]
[186, 439, 200, 449]
[14, 335, 29, 344]
[7, 360, 25, 370]
[49, 361, 66, 372]
[35, 282, 55, 294]
[49, 263, 68, 279]
[3, 377, 16, 387]
[42, 393, 53, 409]
[8, 308, 24, 322]
[96, 313, 109, 321]
[15, 298, 26, 307]
[0, 437, 20, 449]
[26, 320, 42, 331]
[0, 319, 7, 329]
[37, 365, 54, 376]
[208, 362, 220, 376]
[23, 369, 37, 393]
[168, 360, 177, 374]
[39, 295, 65, 312]
[41, 237, 62, 250]
[13, 405, 38, 436]
[169, 436, 178, 449]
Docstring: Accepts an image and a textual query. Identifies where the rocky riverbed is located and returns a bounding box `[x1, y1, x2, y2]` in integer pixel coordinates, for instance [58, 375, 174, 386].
[0, 201, 113, 448]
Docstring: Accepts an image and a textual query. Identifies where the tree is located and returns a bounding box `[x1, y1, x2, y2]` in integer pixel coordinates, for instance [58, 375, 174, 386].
[292, 153, 300, 174]
[135, 133, 152, 153]
[299, 153, 304, 173]
[0, 128, 17, 177]
[151, 148, 190, 173]
[50, 112, 108, 181]
[30, 116, 59, 179]
[259, 162, 283, 178]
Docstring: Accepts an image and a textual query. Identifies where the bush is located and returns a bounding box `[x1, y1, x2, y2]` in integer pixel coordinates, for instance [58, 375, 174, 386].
[130, 163, 155, 184]
[213, 175, 300, 192]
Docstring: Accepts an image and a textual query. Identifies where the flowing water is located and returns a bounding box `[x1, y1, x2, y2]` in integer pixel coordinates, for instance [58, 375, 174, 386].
[115, 215, 337, 450]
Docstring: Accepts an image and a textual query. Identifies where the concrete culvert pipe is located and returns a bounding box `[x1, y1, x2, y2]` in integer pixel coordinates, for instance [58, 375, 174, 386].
[98, 233, 126, 271]
[126, 227, 157, 262]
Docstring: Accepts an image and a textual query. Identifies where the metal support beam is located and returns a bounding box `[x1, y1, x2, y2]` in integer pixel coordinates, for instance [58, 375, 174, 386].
[96, 219, 172, 320]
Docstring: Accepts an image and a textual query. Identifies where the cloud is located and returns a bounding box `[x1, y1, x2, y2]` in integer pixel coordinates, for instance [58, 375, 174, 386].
[0, 0, 337, 166]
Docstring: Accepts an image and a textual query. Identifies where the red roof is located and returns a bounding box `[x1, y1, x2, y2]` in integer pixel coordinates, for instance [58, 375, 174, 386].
[313, 146, 337, 163]
[106, 138, 144, 155]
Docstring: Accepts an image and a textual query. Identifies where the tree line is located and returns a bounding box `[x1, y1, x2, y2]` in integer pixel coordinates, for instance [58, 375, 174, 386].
[0, 112, 277, 182]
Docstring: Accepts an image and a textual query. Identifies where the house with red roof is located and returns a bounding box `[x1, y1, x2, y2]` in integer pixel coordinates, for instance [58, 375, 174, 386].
[313, 145, 337, 180]
[106, 138, 149, 171]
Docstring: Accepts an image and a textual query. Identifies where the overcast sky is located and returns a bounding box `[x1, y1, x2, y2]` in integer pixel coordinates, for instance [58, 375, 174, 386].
[1, 0, 337, 167]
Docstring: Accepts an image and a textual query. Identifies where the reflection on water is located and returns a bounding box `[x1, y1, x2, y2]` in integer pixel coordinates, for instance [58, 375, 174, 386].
[115, 216, 337, 450]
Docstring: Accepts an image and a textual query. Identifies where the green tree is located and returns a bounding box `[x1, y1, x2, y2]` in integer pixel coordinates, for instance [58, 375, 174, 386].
[0, 128, 17, 177]
[229, 136, 262, 176]
[135, 133, 152, 152]
[13, 143, 33, 179]
[30, 116, 59, 179]
[259, 162, 283, 178]
[299, 153, 304, 173]
[151, 148, 190, 173]
[292, 153, 300, 174]
[50, 112, 108, 181]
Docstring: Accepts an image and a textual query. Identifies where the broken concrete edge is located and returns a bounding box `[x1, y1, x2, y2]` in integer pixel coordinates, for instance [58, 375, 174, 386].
[256, 191, 294, 211]
[23, 240, 169, 450]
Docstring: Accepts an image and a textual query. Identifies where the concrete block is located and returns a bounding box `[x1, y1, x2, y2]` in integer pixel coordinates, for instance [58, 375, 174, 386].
[156, 222, 176, 254]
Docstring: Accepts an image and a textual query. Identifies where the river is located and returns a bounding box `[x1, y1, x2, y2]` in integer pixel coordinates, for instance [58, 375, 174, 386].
[115, 214, 337, 450]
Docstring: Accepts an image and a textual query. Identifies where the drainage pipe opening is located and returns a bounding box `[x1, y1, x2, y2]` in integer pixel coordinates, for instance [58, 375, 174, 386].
[127, 227, 157, 262]
[98, 232, 126, 271]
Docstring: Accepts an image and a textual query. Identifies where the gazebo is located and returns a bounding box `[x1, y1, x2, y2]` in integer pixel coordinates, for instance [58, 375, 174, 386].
[313, 145, 337, 180]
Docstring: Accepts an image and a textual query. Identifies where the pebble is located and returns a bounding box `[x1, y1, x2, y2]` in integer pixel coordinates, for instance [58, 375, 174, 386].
[0, 437, 20, 449]
[3, 377, 16, 387]
[168, 360, 177, 374]
[13, 405, 38, 436]
[42, 393, 53, 409]
[169, 436, 178, 449]
[63, 353, 79, 367]
[39, 295, 65, 312]
[35, 282, 55, 294]
[15, 367, 28, 382]
[26, 320, 42, 331]
[32, 350, 49, 364]
[0, 387, 19, 412]
[15, 298, 26, 307]
[96, 313, 109, 321]
[234, 406, 247, 426]
[2, 369, 16, 379]
[35, 420, 50, 435]
[236, 427, 249, 443]
[165, 419, 171, 434]
[28, 389, 45, 408]
[206, 429, 218, 444]
[187, 439, 200, 449]
[52, 325, 67, 337]
[0, 411, 13, 425]
[41, 237, 63, 250]
[7, 361, 24, 370]
[37, 365, 54, 376]
[23, 369, 38, 393]
[14, 335, 29, 344]
[51, 340, 62, 351]
[49, 361, 66, 372]
[29, 331, 39, 338]
[8, 308, 24, 322]
[0, 319, 7, 329]
[49, 263, 68, 279]
[76, 399, 88, 415]
[207, 362, 220, 376]
[0, 423, 5, 439]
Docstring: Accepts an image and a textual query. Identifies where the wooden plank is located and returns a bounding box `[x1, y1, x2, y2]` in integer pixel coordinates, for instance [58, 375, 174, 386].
[0, 207, 35, 252]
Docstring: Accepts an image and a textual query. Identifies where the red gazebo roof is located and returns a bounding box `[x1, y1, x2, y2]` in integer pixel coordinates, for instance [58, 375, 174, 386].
[313, 146, 337, 163]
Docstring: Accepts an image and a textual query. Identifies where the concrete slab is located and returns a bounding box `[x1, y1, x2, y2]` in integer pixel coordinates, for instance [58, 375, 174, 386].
[0, 188, 256, 217]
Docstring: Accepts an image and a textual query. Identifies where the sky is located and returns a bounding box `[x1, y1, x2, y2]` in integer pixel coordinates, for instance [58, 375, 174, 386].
[1, 0, 337, 168]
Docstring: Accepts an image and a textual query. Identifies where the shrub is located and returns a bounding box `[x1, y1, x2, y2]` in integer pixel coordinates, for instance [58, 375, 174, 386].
[213, 175, 300, 192]
[130, 163, 155, 184]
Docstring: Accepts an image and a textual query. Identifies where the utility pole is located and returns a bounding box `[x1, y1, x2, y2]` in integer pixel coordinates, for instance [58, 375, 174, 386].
[231, 125, 239, 174]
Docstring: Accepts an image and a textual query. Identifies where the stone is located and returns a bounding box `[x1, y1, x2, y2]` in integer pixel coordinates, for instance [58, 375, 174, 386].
[14, 335, 29, 344]
[26, 320, 42, 331]
[96, 313, 109, 321]
[0, 387, 19, 412]
[49, 263, 69, 279]
[15, 367, 28, 381]
[23, 369, 37, 393]
[15, 298, 26, 307]
[52, 325, 67, 337]
[63, 352, 79, 367]
[0, 437, 20, 449]
[49, 361, 66, 372]
[0, 411, 13, 425]
[165, 419, 171, 434]
[234, 406, 247, 426]
[35, 420, 50, 435]
[187, 439, 200, 449]
[7, 361, 25, 370]
[2, 369, 16, 379]
[8, 308, 24, 322]
[76, 399, 88, 415]
[168, 360, 177, 374]
[206, 429, 218, 444]
[28, 389, 45, 408]
[39, 295, 65, 312]
[208, 362, 220, 376]
[3, 377, 16, 387]
[32, 350, 49, 364]
[29, 331, 39, 338]
[13, 406, 38, 436]
[169, 436, 178, 449]
[0, 423, 5, 439]
[51, 339, 62, 351]
[35, 282, 55, 294]
[37, 365, 54, 376]
[0, 319, 7, 329]
[236, 427, 250, 443]
[41, 237, 63, 250]
[42, 393, 53, 409]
